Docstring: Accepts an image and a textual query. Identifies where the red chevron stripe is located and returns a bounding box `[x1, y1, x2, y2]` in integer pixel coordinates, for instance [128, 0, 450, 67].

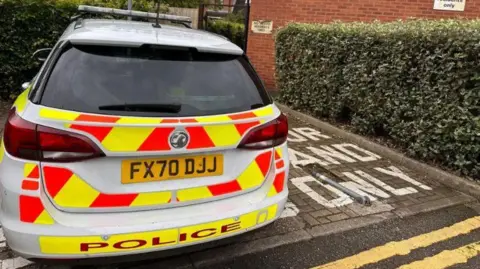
[229, 112, 257, 120]
[161, 119, 179, 124]
[273, 172, 285, 193]
[27, 166, 39, 179]
[75, 114, 120, 123]
[180, 118, 197, 123]
[256, 150, 272, 177]
[43, 167, 73, 198]
[185, 126, 215, 149]
[22, 180, 39, 191]
[208, 180, 242, 196]
[19, 195, 44, 223]
[275, 160, 285, 169]
[235, 121, 260, 136]
[138, 127, 174, 151]
[90, 193, 138, 207]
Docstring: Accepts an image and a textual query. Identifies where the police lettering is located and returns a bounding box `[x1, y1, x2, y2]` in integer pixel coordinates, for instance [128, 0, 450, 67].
[79, 221, 243, 252]
[221, 221, 241, 233]
[113, 239, 146, 249]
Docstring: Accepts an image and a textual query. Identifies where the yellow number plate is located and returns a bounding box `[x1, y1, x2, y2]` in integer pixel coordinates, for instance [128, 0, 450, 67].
[121, 154, 223, 184]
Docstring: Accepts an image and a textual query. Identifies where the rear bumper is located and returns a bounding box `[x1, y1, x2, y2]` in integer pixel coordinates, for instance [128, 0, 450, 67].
[0, 139, 289, 259]
[2, 190, 287, 259]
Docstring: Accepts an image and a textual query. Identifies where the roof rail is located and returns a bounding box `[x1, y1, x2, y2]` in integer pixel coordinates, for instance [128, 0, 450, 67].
[77, 5, 192, 26]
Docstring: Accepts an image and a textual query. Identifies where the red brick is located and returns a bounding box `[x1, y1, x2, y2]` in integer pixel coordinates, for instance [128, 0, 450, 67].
[248, 0, 480, 90]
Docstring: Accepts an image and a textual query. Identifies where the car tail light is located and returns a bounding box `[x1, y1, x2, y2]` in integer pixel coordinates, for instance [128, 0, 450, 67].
[3, 108, 104, 162]
[238, 113, 288, 149]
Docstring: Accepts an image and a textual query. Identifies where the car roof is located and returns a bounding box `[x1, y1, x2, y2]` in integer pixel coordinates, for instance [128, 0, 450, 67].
[59, 19, 244, 55]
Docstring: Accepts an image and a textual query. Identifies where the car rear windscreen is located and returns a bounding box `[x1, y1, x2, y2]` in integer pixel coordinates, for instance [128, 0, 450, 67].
[40, 44, 271, 117]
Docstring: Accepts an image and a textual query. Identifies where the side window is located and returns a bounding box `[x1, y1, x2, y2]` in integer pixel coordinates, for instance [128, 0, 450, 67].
[29, 41, 65, 103]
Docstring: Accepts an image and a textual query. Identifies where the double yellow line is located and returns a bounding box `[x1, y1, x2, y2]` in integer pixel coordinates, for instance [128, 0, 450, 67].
[313, 216, 480, 269]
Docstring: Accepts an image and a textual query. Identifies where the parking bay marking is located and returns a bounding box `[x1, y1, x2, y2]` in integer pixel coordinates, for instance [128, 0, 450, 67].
[289, 164, 430, 209]
[285, 126, 432, 210]
[312, 216, 480, 269]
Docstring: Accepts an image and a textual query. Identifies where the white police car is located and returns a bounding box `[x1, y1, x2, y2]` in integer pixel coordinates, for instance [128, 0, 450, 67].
[0, 5, 289, 260]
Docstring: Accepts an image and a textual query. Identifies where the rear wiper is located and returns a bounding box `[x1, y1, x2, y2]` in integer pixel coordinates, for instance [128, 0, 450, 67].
[98, 103, 181, 113]
[251, 103, 265, 109]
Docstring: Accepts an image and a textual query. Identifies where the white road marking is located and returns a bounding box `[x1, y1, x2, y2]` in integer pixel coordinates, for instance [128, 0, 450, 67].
[332, 143, 381, 162]
[307, 146, 356, 164]
[287, 130, 308, 143]
[375, 166, 432, 191]
[280, 202, 299, 218]
[285, 126, 432, 212]
[288, 144, 382, 168]
[1, 257, 33, 269]
[342, 172, 391, 199]
[0, 228, 5, 242]
[288, 167, 431, 209]
[292, 127, 331, 141]
[291, 176, 353, 208]
[288, 148, 329, 168]
[354, 170, 417, 196]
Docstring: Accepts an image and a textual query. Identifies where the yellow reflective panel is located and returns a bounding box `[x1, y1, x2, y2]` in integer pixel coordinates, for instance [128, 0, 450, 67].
[39, 108, 80, 121]
[53, 174, 99, 208]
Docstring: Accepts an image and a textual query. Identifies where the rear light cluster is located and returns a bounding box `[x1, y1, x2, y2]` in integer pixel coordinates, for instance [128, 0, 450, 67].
[3, 108, 104, 162]
[238, 114, 288, 150]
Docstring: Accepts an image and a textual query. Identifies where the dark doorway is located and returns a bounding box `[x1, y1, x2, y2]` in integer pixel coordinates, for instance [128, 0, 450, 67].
[197, 2, 250, 52]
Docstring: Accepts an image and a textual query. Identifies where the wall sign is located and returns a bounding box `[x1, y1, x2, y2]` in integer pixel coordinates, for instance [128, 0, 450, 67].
[434, 0, 466, 11]
[251, 20, 273, 34]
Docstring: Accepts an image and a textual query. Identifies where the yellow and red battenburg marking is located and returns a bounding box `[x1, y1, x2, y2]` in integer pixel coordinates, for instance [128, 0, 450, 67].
[38, 106, 274, 152]
[24, 163, 40, 178]
[20, 163, 53, 223]
[19, 195, 54, 224]
[176, 150, 273, 202]
[274, 147, 283, 160]
[39, 204, 278, 254]
[39, 106, 273, 124]
[268, 147, 286, 197]
[22, 163, 40, 190]
[42, 150, 273, 209]
[68, 122, 261, 152]
[275, 160, 285, 169]
[22, 180, 39, 191]
[20, 163, 54, 224]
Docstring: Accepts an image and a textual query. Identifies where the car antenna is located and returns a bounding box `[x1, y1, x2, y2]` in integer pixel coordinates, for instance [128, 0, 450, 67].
[152, 0, 162, 28]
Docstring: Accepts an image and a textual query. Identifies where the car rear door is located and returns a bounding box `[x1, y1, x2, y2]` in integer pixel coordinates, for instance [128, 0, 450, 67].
[31, 43, 286, 213]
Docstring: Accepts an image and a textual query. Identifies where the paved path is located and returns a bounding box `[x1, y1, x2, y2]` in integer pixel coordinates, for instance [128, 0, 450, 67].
[0, 112, 477, 269]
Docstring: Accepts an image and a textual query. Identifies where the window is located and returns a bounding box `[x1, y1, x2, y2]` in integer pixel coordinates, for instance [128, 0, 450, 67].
[41, 44, 270, 117]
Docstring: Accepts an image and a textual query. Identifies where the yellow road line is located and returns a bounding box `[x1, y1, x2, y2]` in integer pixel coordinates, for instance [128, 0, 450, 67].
[312, 216, 480, 269]
[398, 241, 480, 269]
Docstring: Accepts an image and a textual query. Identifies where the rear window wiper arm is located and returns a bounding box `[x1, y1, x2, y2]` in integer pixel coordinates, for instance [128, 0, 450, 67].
[98, 103, 181, 113]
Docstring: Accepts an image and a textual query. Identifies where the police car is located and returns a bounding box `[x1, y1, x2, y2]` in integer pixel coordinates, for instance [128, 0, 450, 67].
[0, 5, 289, 260]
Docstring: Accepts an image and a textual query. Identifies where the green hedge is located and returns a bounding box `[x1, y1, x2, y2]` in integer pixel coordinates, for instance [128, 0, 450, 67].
[276, 20, 480, 180]
[0, 0, 73, 99]
[206, 19, 245, 49]
[0, 0, 180, 100]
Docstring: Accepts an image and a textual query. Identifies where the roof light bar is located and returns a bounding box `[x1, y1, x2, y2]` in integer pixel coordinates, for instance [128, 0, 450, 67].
[77, 5, 192, 24]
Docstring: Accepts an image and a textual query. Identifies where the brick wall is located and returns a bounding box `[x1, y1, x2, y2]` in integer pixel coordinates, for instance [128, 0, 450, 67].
[247, 0, 480, 90]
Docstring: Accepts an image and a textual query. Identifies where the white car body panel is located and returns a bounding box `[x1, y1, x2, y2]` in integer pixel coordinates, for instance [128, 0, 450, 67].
[0, 17, 289, 260]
